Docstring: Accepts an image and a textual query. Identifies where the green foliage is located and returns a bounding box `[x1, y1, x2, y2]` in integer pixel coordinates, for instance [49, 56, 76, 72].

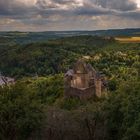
[0, 83, 45, 140]
[0, 36, 140, 139]
[108, 79, 118, 91]
[104, 80, 140, 140]
[0, 36, 114, 77]
[59, 98, 83, 110]
[30, 74, 64, 105]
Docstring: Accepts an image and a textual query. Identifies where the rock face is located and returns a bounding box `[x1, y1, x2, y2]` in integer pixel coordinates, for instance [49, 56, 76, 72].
[0, 74, 15, 87]
[64, 60, 107, 100]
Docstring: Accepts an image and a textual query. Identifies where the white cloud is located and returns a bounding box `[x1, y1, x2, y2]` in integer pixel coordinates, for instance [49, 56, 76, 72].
[15, 0, 37, 6]
[135, 0, 140, 8]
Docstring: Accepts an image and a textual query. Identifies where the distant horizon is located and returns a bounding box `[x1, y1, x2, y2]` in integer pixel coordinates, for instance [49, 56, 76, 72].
[1, 27, 140, 33]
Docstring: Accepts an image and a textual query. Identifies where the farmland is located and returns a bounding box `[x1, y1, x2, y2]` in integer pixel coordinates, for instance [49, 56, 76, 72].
[116, 36, 140, 43]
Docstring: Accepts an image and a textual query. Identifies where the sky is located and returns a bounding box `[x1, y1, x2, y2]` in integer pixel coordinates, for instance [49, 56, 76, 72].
[0, 0, 140, 31]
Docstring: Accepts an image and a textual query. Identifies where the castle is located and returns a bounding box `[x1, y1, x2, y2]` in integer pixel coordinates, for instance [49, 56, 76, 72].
[64, 60, 107, 100]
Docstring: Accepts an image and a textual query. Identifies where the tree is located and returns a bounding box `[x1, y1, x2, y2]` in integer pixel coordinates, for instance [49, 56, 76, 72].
[0, 83, 44, 140]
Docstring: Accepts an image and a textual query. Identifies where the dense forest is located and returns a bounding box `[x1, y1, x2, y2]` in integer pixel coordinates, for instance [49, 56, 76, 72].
[0, 36, 140, 140]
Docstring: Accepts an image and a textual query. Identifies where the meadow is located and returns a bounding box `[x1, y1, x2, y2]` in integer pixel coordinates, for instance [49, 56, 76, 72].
[115, 36, 140, 43]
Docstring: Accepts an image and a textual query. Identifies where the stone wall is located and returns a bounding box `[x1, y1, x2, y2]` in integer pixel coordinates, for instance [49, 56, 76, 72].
[71, 74, 89, 89]
[64, 86, 95, 100]
[95, 79, 102, 97]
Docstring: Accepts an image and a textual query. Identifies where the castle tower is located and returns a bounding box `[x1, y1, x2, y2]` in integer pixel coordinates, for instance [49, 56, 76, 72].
[95, 72, 102, 97]
[64, 60, 106, 100]
[72, 59, 89, 89]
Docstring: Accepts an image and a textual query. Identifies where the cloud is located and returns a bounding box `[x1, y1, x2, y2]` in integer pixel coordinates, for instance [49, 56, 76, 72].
[95, 0, 137, 11]
[0, 0, 37, 19]
[0, 0, 139, 18]
[0, 0, 139, 31]
[36, 0, 84, 9]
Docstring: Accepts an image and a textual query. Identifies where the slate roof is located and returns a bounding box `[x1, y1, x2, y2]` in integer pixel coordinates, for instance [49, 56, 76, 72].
[66, 60, 97, 76]
[0, 76, 15, 86]
[65, 69, 74, 76]
[86, 63, 96, 73]
[0, 77, 6, 85]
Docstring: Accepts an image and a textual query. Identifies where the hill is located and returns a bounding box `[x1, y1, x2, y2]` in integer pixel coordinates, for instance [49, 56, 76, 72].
[0, 35, 140, 140]
[0, 28, 140, 45]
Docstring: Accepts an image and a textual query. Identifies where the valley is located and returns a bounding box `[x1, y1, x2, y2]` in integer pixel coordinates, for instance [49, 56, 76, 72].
[0, 33, 140, 140]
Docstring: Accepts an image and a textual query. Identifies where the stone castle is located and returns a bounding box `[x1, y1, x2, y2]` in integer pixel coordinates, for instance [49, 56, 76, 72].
[64, 60, 107, 100]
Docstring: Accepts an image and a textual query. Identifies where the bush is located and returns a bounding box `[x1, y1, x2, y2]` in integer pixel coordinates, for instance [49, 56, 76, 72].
[0, 83, 45, 140]
[59, 98, 83, 110]
[105, 80, 140, 140]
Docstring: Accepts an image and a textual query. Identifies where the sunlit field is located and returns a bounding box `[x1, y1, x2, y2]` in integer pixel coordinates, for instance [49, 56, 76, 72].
[115, 37, 140, 43]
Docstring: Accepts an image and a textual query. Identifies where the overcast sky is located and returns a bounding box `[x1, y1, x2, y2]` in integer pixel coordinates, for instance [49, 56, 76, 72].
[0, 0, 140, 31]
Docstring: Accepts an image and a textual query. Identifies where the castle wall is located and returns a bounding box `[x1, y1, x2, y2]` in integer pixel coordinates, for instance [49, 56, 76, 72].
[65, 86, 95, 100]
[95, 79, 102, 97]
[71, 74, 89, 89]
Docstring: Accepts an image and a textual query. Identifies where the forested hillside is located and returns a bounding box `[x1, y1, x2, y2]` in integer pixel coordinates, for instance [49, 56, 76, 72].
[0, 36, 140, 140]
[0, 28, 140, 45]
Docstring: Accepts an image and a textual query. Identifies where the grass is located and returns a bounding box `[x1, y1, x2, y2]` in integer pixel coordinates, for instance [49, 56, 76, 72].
[115, 37, 140, 43]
